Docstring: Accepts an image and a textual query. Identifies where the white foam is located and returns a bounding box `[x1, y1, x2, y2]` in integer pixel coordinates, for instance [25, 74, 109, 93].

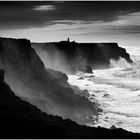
[68, 55, 140, 133]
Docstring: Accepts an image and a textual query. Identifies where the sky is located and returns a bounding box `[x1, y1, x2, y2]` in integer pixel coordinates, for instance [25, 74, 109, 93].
[1, 1, 140, 49]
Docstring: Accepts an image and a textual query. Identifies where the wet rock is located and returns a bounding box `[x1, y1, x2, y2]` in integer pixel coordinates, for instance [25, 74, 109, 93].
[0, 74, 138, 138]
[110, 125, 117, 130]
[32, 41, 133, 73]
[103, 93, 110, 98]
[86, 65, 93, 73]
[0, 69, 5, 82]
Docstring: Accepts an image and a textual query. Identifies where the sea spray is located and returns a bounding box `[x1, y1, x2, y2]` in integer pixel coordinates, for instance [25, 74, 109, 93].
[68, 55, 140, 133]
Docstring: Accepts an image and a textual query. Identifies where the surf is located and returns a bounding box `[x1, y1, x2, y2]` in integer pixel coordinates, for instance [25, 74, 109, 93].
[68, 55, 140, 133]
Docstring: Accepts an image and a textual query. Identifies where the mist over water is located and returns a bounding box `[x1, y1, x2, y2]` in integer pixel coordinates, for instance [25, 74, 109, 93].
[34, 45, 72, 74]
[0, 38, 101, 126]
[68, 50, 140, 133]
[32, 43, 75, 74]
[32, 42, 140, 133]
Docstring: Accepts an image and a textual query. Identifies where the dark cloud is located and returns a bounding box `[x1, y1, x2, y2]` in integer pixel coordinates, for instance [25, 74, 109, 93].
[1, 1, 140, 30]
[0, 1, 56, 29]
[108, 25, 140, 34]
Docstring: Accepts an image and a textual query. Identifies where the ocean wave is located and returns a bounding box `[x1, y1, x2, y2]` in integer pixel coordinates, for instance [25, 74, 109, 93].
[109, 55, 140, 79]
[68, 54, 140, 133]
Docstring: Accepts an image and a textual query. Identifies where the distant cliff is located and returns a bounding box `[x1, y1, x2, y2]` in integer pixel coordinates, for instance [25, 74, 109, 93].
[0, 70, 139, 138]
[32, 41, 133, 73]
[0, 37, 99, 125]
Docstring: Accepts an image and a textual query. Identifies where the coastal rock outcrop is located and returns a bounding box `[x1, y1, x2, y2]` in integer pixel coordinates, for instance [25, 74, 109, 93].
[0, 37, 98, 124]
[86, 65, 93, 73]
[0, 71, 139, 138]
[32, 41, 133, 73]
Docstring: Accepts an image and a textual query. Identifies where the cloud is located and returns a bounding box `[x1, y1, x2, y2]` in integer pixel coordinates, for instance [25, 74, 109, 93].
[1, 2, 140, 46]
[101, 11, 140, 34]
[33, 5, 56, 11]
[0, 2, 140, 31]
[110, 12, 140, 26]
[55, 11, 140, 35]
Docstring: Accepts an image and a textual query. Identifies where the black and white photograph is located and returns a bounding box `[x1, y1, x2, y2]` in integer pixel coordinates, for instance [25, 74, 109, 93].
[0, 0, 140, 139]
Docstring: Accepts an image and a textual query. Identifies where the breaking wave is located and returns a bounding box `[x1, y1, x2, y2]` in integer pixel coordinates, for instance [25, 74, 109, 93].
[68, 55, 140, 133]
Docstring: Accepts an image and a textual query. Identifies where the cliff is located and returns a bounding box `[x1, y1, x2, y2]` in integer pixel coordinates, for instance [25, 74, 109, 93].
[0, 70, 139, 138]
[32, 41, 133, 73]
[0, 37, 99, 125]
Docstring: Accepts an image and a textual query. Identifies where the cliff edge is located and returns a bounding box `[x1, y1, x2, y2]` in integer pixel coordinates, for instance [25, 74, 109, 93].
[0, 70, 139, 138]
[0, 37, 98, 124]
[32, 41, 133, 73]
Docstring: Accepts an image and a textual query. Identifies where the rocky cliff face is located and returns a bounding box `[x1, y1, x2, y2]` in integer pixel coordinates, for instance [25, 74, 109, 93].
[32, 41, 132, 73]
[0, 70, 139, 138]
[0, 37, 98, 124]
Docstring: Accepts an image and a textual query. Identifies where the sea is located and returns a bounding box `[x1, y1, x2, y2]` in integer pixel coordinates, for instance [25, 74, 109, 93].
[68, 47, 140, 133]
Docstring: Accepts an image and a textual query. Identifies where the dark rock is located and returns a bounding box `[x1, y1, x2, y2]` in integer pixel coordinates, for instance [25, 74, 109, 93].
[0, 37, 138, 138]
[86, 65, 93, 73]
[0, 69, 5, 81]
[87, 75, 95, 78]
[103, 93, 110, 98]
[78, 77, 84, 80]
[111, 125, 117, 130]
[0, 37, 98, 125]
[32, 41, 133, 73]
[0, 71, 139, 138]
